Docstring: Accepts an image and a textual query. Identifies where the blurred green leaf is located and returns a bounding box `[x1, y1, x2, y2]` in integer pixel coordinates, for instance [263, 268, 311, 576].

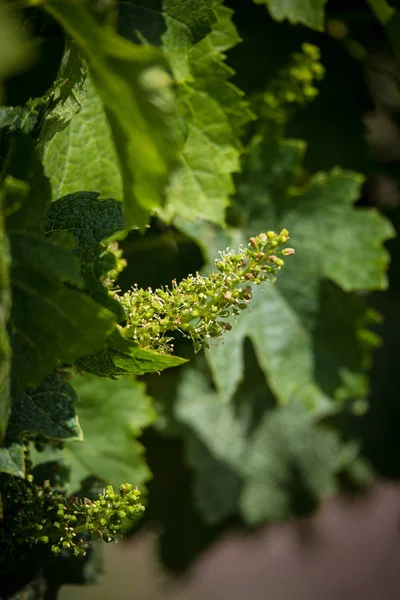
[42, 77, 123, 203]
[240, 400, 369, 523]
[175, 366, 370, 525]
[253, 0, 327, 30]
[40, 39, 88, 143]
[159, 2, 254, 225]
[76, 330, 188, 378]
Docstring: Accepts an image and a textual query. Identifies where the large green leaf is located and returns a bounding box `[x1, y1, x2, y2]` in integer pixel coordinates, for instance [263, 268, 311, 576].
[239, 400, 369, 523]
[64, 374, 156, 492]
[159, 1, 254, 225]
[3, 140, 117, 392]
[40, 38, 88, 143]
[0, 98, 46, 138]
[5, 372, 82, 444]
[45, 0, 179, 228]
[42, 77, 123, 203]
[162, 0, 216, 82]
[253, 0, 327, 30]
[117, 0, 215, 81]
[174, 365, 370, 525]
[76, 330, 188, 378]
[179, 137, 394, 407]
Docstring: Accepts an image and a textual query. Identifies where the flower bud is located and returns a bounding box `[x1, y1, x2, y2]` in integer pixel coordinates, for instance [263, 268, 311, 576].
[282, 247, 295, 256]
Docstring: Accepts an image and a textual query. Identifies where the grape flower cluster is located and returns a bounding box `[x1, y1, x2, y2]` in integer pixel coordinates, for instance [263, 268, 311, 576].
[118, 230, 295, 354]
[255, 43, 325, 125]
[1, 475, 144, 560]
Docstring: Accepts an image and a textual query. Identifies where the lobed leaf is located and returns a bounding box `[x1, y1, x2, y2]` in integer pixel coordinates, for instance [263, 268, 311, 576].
[42, 77, 123, 203]
[159, 1, 254, 225]
[179, 137, 394, 407]
[6, 372, 82, 444]
[174, 366, 370, 525]
[3, 140, 117, 392]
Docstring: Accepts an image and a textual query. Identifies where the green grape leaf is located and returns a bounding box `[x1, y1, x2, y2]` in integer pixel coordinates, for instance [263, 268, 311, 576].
[179, 137, 394, 407]
[76, 330, 188, 377]
[117, 0, 216, 82]
[45, 0, 179, 228]
[253, 0, 327, 30]
[63, 374, 156, 492]
[42, 76, 123, 203]
[159, 1, 254, 225]
[40, 38, 88, 143]
[0, 98, 46, 137]
[3, 140, 117, 392]
[109, 331, 188, 373]
[46, 191, 125, 316]
[5, 372, 82, 444]
[161, 0, 216, 82]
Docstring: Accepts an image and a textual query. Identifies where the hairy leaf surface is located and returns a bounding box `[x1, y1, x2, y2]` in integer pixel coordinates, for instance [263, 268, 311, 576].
[46, 191, 125, 316]
[175, 366, 370, 524]
[41, 39, 88, 143]
[6, 372, 82, 443]
[253, 0, 327, 30]
[3, 142, 117, 392]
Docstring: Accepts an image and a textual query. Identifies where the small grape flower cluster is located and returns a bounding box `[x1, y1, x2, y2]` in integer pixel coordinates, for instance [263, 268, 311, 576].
[255, 43, 325, 125]
[119, 230, 294, 354]
[1, 475, 144, 559]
